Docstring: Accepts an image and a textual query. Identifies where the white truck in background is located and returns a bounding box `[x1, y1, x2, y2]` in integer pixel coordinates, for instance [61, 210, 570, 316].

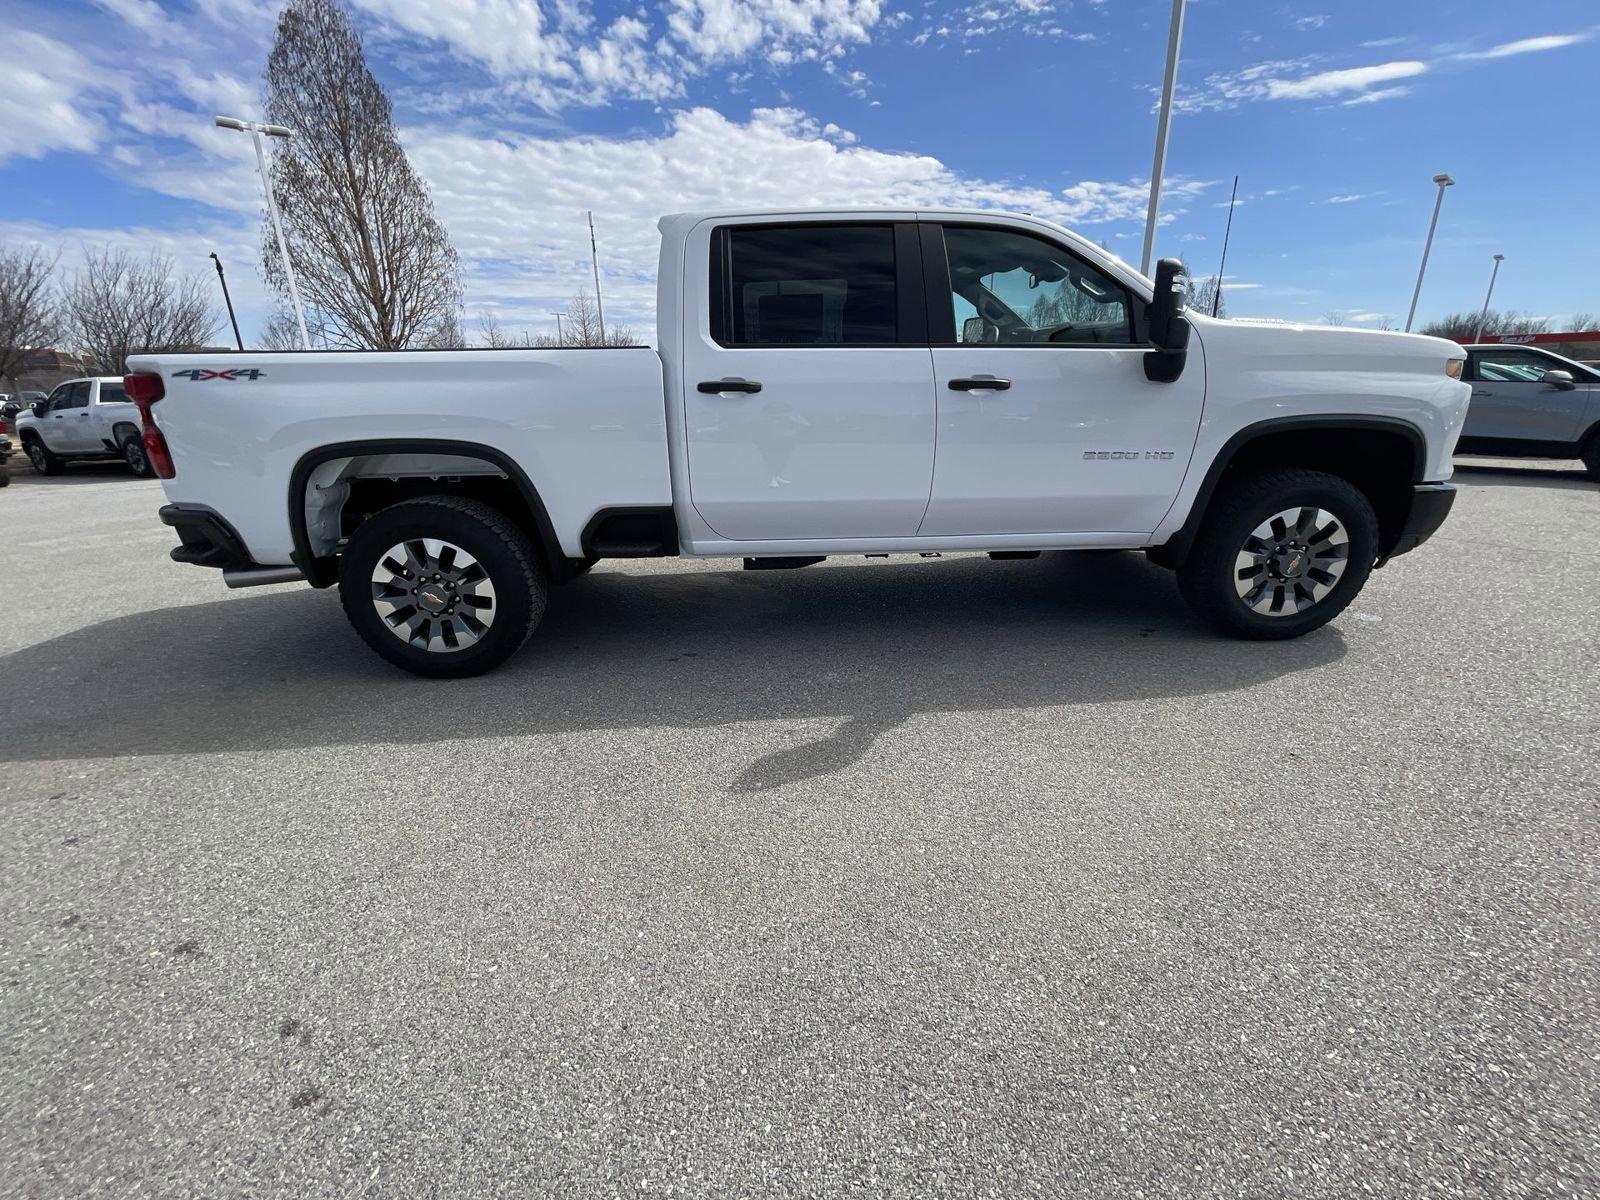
[14, 377, 156, 477]
[127, 208, 1470, 677]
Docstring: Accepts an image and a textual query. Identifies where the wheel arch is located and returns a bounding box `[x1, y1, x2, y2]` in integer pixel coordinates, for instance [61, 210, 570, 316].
[1153, 415, 1427, 569]
[288, 438, 568, 588]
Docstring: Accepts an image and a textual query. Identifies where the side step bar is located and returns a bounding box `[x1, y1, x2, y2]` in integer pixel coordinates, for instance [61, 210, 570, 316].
[223, 565, 306, 589]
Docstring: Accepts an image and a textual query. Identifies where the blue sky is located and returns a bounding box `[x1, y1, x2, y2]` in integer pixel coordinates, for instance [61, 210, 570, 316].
[1, 0, 1596, 344]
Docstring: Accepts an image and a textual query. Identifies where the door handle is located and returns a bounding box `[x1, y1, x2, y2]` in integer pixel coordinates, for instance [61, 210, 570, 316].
[697, 378, 762, 394]
[948, 377, 1011, 392]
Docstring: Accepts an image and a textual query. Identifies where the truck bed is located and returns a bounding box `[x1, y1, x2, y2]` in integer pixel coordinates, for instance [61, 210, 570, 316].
[126, 347, 671, 564]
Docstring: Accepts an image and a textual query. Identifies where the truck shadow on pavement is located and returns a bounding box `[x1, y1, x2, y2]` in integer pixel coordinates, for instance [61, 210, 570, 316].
[1451, 460, 1595, 490]
[0, 553, 1346, 785]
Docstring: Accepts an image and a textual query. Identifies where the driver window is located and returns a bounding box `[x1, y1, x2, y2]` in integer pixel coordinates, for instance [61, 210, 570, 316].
[941, 226, 1133, 346]
[1470, 349, 1555, 382]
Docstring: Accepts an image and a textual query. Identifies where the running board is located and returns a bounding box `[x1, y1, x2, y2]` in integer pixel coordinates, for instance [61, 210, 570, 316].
[223, 565, 306, 589]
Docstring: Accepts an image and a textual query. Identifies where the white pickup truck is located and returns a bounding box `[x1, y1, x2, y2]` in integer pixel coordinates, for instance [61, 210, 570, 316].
[15, 376, 156, 476]
[127, 208, 1469, 677]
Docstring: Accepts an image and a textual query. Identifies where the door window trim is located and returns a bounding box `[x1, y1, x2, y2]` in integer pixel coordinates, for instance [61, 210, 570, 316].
[920, 222, 1147, 348]
[707, 220, 927, 349]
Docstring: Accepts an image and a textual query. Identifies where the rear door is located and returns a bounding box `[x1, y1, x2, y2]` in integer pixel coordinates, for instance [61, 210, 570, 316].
[679, 220, 935, 541]
[93, 379, 130, 447]
[1464, 348, 1591, 442]
[920, 221, 1203, 536]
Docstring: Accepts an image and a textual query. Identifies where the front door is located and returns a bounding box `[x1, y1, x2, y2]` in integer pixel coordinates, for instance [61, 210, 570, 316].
[920, 222, 1204, 536]
[46, 382, 94, 451]
[1464, 347, 1592, 442]
[680, 221, 935, 541]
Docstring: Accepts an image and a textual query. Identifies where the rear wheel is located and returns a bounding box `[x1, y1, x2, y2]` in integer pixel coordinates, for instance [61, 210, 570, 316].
[337, 496, 548, 678]
[1178, 469, 1378, 639]
[23, 436, 62, 475]
[121, 432, 153, 477]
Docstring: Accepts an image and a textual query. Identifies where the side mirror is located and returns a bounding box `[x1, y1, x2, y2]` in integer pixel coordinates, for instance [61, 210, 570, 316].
[1544, 369, 1576, 391]
[961, 316, 996, 344]
[31, 400, 47, 417]
[1144, 257, 1191, 383]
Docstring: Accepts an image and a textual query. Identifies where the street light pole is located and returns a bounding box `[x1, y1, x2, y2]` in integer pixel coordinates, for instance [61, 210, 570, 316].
[550, 312, 565, 346]
[215, 115, 311, 350]
[1404, 172, 1455, 333]
[209, 252, 243, 351]
[1140, 0, 1187, 277]
[1473, 253, 1504, 343]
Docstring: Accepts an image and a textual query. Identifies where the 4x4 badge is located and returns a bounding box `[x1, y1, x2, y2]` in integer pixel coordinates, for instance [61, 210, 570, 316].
[171, 368, 265, 381]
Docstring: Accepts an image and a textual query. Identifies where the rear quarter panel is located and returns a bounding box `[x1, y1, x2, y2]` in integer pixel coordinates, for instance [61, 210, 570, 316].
[126, 349, 670, 563]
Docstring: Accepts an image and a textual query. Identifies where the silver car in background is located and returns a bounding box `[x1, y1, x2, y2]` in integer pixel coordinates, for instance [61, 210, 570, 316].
[1457, 344, 1600, 478]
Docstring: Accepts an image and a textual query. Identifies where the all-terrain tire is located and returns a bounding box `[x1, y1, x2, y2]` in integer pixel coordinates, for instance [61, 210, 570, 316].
[338, 496, 548, 678]
[1177, 468, 1379, 640]
[121, 431, 154, 477]
[23, 435, 62, 475]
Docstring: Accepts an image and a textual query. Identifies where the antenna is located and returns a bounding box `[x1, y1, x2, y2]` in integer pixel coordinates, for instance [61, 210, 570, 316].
[587, 211, 606, 342]
[1213, 175, 1239, 318]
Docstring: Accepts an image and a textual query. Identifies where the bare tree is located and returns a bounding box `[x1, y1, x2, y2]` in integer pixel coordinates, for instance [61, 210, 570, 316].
[1566, 312, 1597, 330]
[1322, 311, 1347, 326]
[477, 310, 532, 349]
[258, 309, 304, 350]
[263, 0, 461, 350]
[1420, 310, 1551, 340]
[0, 244, 59, 390]
[530, 289, 637, 347]
[60, 248, 218, 374]
[421, 310, 465, 349]
[1188, 274, 1227, 319]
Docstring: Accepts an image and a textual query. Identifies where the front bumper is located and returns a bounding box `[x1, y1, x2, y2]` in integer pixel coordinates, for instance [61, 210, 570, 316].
[1379, 482, 1456, 565]
[159, 504, 252, 569]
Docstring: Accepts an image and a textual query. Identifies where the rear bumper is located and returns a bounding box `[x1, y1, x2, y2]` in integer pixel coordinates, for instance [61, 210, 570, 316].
[1380, 482, 1456, 565]
[159, 504, 252, 569]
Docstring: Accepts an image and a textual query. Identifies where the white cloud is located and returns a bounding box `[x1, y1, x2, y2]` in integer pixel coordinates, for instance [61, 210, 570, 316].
[347, 0, 889, 105]
[1294, 15, 1328, 31]
[404, 107, 1206, 327]
[1182, 57, 1426, 110]
[1265, 60, 1426, 100]
[1322, 192, 1380, 204]
[1341, 86, 1410, 106]
[1456, 31, 1595, 60]
[0, 33, 105, 164]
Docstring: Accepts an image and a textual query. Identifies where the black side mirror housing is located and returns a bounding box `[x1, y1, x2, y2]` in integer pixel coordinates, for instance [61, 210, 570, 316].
[31, 401, 48, 417]
[1144, 257, 1191, 383]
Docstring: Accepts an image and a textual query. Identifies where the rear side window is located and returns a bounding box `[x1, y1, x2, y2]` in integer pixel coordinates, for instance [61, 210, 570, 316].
[712, 224, 899, 346]
[99, 382, 126, 404]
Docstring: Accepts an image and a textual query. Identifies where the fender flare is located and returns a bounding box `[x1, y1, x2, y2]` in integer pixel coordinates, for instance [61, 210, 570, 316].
[287, 438, 565, 588]
[1155, 414, 1428, 567]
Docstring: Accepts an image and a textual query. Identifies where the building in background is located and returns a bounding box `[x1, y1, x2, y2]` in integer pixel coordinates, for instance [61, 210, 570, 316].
[1459, 329, 1600, 365]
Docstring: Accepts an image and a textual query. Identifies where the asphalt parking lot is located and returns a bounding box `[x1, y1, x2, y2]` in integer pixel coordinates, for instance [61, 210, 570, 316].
[1, 459, 1595, 1198]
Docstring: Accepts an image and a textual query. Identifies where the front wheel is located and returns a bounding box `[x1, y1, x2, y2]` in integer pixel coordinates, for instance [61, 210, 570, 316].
[1177, 469, 1378, 640]
[24, 437, 62, 476]
[338, 496, 548, 678]
[1581, 432, 1600, 481]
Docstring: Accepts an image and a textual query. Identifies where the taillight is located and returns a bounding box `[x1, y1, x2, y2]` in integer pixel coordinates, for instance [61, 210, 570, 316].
[123, 372, 175, 478]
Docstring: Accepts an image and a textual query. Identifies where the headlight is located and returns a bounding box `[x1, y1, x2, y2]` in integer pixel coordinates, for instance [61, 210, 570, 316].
[1445, 359, 1464, 379]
